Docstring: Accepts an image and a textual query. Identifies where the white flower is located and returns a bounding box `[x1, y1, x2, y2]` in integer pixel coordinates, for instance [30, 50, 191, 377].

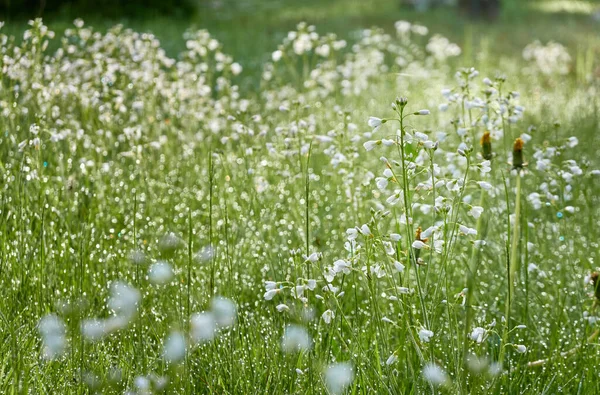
[368, 117, 383, 130]
[281, 325, 312, 353]
[108, 282, 140, 320]
[163, 331, 186, 363]
[393, 260, 405, 273]
[333, 259, 351, 274]
[325, 362, 354, 395]
[422, 363, 449, 386]
[191, 312, 216, 344]
[376, 177, 389, 190]
[567, 136, 578, 148]
[390, 233, 401, 242]
[386, 353, 398, 366]
[360, 224, 371, 236]
[264, 288, 280, 300]
[276, 304, 290, 312]
[459, 225, 477, 235]
[515, 344, 527, 353]
[272, 50, 283, 62]
[38, 314, 66, 360]
[265, 281, 277, 291]
[415, 109, 430, 115]
[149, 261, 174, 285]
[322, 309, 335, 324]
[412, 240, 428, 249]
[346, 228, 359, 240]
[135, 376, 151, 391]
[480, 160, 492, 173]
[418, 328, 434, 342]
[81, 319, 107, 341]
[477, 181, 493, 190]
[470, 327, 486, 343]
[363, 140, 379, 151]
[230, 62, 242, 75]
[468, 206, 484, 219]
[211, 297, 237, 328]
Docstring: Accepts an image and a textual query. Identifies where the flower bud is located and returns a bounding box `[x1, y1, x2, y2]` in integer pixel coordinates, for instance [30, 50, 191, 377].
[480, 131, 492, 160]
[512, 138, 525, 170]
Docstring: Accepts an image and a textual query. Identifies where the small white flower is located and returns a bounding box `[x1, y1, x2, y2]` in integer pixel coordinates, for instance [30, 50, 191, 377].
[468, 206, 484, 219]
[360, 224, 371, 236]
[272, 50, 283, 62]
[322, 309, 335, 324]
[415, 109, 430, 115]
[459, 225, 477, 235]
[346, 228, 359, 240]
[418, 328, 434, 342]
[477, 181, 493, 190]
[368, 117, 383, 130]
[412, 240, 428, 249]
[276, 304, 290, 312]
[515, 344, 527, 353]
[376, 177, 389, 190]
[265, 281, 277, 291]
[470, 327, 486, 343]
[390, 233, 401, 242]
[230, 62, 242, 75]
[393, 260, 405, 273]
[363, 140, 379, 151]
[386, 353, 398, 366]
[264, 288, 280, 300]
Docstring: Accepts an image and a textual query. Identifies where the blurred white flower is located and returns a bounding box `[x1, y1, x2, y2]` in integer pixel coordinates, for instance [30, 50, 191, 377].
[325, 362, 354, 395]
[281, 325, 312, 353]
[163, 331, 186, 363]
[191, 312, 216, 344]
[211, 297, 237, 328]
[149, 261, 174, 285]
[422, 363, 449, 386]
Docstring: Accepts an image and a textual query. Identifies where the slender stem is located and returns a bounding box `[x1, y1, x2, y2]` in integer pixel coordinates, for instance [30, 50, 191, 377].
[462, 190, 486, 359]
[509, 172, 522, 303]
[499, 171, 521, 366]
[396, 110, 429, 328]
[209, 152, 215, 296]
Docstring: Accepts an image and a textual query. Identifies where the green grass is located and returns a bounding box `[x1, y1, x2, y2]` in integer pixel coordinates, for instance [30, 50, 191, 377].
[1, 2, 600, 394]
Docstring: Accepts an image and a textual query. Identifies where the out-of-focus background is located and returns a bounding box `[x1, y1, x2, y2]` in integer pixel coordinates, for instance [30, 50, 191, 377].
[1, 0, 599, 79]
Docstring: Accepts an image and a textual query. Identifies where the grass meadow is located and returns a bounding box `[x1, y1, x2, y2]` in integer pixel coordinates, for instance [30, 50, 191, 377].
[1, 1, 600, 393]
